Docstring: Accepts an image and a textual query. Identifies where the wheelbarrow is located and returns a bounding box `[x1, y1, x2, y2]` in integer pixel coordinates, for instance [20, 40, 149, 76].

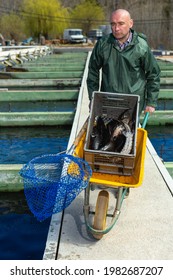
[74, 112, 149, 239]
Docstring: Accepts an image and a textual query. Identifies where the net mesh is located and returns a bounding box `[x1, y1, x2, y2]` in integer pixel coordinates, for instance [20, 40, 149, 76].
[19, 153, 92, 222]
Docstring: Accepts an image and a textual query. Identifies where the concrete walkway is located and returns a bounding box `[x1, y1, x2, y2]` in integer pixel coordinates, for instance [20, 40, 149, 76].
[43, 53, 173, 260]
[56, 145, 173, 260]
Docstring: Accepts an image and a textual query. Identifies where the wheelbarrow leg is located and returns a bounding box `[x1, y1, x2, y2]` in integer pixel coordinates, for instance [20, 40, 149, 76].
[83, 184, 90, 219]
[112, 187, 126, 218]
[116, 187, 124, 210]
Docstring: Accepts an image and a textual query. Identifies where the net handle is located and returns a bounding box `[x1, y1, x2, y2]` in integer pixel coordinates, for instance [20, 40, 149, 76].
[71, 117, 88, 151]
[67, 117, 88, 155]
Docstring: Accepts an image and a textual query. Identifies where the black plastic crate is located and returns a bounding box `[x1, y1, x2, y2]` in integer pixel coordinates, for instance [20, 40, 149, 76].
[84, 91, 140, 175]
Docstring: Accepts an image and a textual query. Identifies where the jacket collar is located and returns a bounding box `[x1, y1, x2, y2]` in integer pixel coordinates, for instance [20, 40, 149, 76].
[108, 29, 138, 46]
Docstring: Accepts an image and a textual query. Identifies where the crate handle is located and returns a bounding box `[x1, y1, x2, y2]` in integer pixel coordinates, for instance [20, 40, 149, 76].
[106, 97, 125, 101]
[102, 105, 130, 110]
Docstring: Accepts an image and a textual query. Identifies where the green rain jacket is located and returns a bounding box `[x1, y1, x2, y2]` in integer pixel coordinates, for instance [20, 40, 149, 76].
[87, 30, 160, 114]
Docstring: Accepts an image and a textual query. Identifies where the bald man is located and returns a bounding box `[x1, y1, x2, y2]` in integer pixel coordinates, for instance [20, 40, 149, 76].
[87, 9, 160, 115]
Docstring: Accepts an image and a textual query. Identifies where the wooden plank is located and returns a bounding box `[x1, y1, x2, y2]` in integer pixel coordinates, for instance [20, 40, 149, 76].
[0, 90, 78, 101]
[164, 162, 173, 178]
[0, 78, 81, 88]
[0, 71, 83, 79]
[140, 110, 173, 125]
[13, 65, 85, 72]
[0, 111, 75, 126]
[27, 56, 87, 63]
[0, 164, 23, 192]
[160, 70, 173, 77]
[160, 78, 173, 84]
[157, 63, 173, 70]
[15, 61, 86, 67]
[38, 53, 87, 59]
[159, 89, 173, 99]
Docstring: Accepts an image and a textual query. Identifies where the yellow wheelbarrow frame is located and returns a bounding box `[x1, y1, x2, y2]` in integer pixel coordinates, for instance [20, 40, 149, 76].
[74, 113, 148, 239]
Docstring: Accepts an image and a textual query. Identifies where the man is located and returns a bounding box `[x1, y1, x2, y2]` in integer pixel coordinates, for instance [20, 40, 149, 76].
[87, 9, 160, 115]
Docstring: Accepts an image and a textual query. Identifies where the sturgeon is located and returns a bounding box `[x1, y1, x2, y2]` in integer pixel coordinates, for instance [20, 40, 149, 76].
[120, 122, 133, 154]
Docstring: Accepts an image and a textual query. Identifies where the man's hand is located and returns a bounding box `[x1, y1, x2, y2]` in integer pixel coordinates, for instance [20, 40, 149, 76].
[144, 106, 155, 114]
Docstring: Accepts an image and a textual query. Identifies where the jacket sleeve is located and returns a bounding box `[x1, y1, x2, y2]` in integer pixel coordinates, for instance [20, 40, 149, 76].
[87, 40, 103, 100]
[144, 47, 160, 108]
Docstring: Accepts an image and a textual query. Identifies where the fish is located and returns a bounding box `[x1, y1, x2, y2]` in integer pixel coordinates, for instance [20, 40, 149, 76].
[101, 133, 126, 152]
[90, 116, 108, 150]
[118, 109, 131, 124]
[101, 122, 126, 152]
[101, 109, 134, 154]
[120, 122, 134, 154]
[116, 109, 134, 154]
[120, 131, 133, 154]
[114, 134, 126, 152]
[101, 119, 124, 151]
[111, 121, 125, 140]
[100, 141, 115, 151]
[107, 119, 120, 136]
[90, 125, 101, 150]
[90, 109, 134, 155]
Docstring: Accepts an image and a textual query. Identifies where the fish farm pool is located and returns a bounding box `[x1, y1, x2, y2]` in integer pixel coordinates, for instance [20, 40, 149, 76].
[0, 126, 71, 260]
[147, 125, 173, 162]
[0, 192, 51, 260]
[0, 124, 172, 260]
[0, 126, 71, 164]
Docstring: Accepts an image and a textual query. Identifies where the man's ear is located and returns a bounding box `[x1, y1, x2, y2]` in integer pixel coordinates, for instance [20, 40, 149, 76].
[130, 19, 133, 28]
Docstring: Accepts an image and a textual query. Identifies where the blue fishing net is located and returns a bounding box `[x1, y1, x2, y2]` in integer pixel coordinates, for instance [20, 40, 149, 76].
[19, 153, 92, 222]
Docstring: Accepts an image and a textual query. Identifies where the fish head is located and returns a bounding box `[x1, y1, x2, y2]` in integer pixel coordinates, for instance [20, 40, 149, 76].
[119, 109, 131, 124]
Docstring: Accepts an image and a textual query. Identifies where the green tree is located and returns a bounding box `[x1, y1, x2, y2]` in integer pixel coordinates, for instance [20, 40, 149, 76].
[70, 0, 106, 34]
[22, 0, 70, 40]
[0, 13, 25, 43]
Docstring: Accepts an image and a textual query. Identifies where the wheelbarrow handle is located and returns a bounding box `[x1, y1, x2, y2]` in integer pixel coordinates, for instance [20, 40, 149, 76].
[141, 112, 149, 129]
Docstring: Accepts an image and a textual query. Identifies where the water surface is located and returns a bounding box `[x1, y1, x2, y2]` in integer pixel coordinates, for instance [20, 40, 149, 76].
[147, 125, 173, 162]
[0, 126, 71, 260]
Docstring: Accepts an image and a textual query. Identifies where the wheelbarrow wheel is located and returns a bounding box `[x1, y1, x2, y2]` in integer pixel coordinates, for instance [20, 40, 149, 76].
[93, 190, 109, 240]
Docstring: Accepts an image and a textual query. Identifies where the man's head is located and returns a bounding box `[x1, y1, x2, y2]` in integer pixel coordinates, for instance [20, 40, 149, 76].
[110, 9, 133, 43]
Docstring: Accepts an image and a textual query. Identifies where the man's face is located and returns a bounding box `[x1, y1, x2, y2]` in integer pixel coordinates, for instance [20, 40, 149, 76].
[110, 11, 133, 42]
